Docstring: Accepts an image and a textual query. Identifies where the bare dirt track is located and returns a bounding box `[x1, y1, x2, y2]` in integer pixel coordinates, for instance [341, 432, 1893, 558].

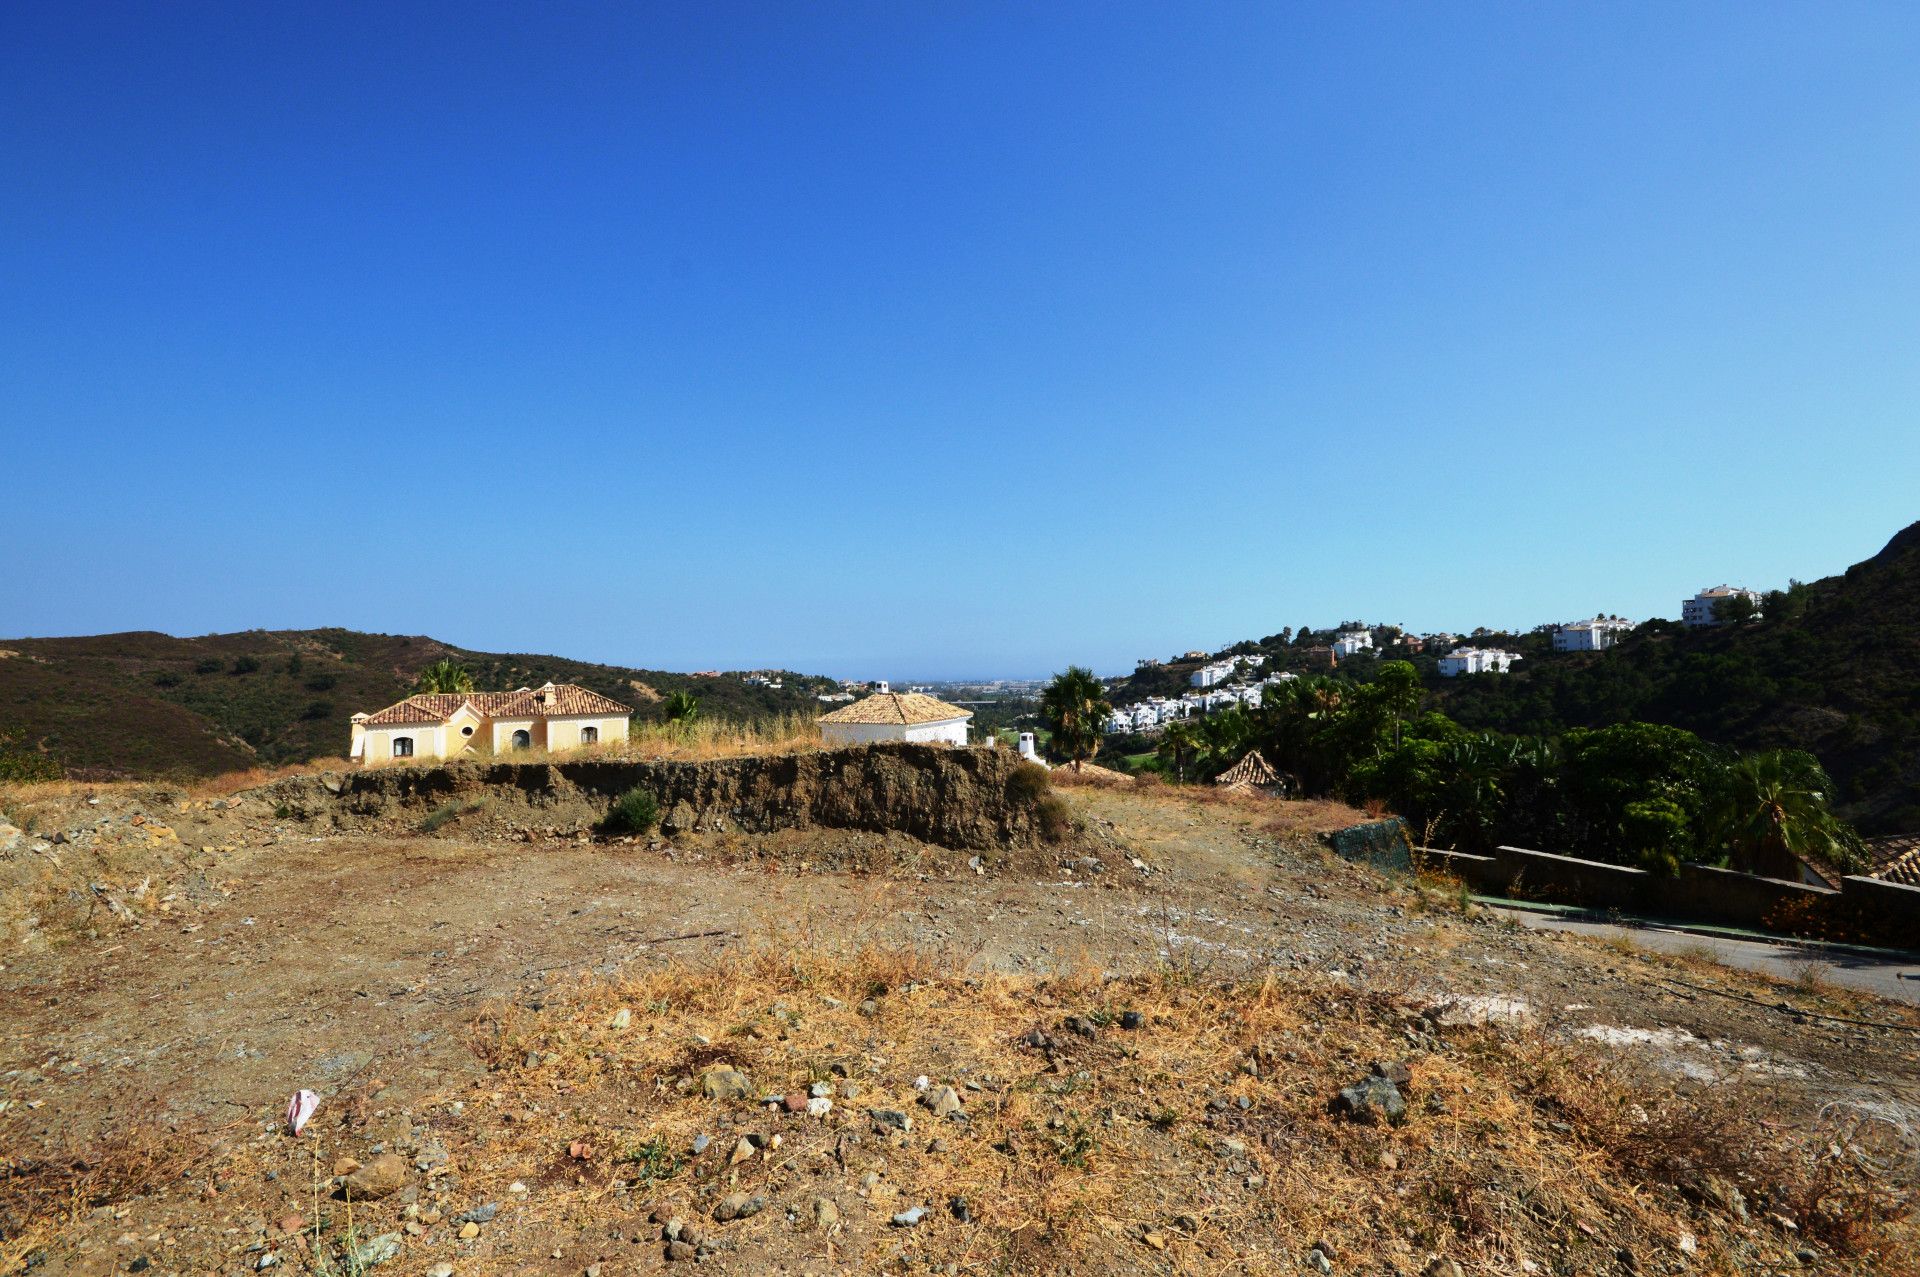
[3, 782, 1918, 1274]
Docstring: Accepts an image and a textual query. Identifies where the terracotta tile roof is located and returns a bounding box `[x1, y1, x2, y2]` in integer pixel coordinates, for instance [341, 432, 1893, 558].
[361, 683, 631, 726]
[1864, 834, 1920, 887]
[816, 691, 972, 726]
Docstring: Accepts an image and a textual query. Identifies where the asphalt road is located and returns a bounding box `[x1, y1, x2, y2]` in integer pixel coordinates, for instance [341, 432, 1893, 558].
[1489, 904, 1920, 1006]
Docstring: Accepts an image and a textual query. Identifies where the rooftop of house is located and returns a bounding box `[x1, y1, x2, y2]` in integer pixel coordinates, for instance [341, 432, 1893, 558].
[816, 690, 973, 726]
[359, 682, 632, 726]
[1864, 834, 1920, 887]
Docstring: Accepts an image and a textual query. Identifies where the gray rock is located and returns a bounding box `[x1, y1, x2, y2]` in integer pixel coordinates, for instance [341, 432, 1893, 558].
[713, 1192, 766, 1223]
[891, 1206, 927, 1227]
[923, 1085, 962, 1118]
[690, 1134, 711, 1155]
[1308, 1247, 1334, 1273]
[700, 1068, 754, 1101]
[347, 1232, 402, 1267]
[453, 1203, 498, 1224]
[869, 1108, 913, 1133]
[812, 1197, 840, 1231]
[1334, 1075, 1406, 1125]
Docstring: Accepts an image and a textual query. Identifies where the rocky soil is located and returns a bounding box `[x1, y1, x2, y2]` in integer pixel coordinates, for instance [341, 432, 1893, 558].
[1, 779, 1917, 1274]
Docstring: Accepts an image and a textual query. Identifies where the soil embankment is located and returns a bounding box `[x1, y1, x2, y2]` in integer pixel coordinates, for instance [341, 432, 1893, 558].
[259, 742, 1048, 849]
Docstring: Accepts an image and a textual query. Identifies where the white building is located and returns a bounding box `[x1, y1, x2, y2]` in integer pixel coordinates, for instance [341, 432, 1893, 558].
[1683, 585, 1763, 627]
[1190, 659, 1238, 688]
[1331, 630, 1373, 659]
[1437, 648, 1521, 677]
[817, 690, 972, 747]
[1553, 616, 1635, 652]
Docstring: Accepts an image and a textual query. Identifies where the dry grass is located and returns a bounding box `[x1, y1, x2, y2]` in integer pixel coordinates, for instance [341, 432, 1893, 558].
[430, 939, 1914, 1274]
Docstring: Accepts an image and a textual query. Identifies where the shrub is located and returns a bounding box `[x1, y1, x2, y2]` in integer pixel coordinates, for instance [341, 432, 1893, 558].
[306, 673, 337, 692]
[229, 656, 260, 675]
[419, 798, 485, 833]
[605, 786, 660, 835]
[151, 670, 183, 689]
[300, 700, 333, 721]
[1036, 793, 1074, 842]
[194, 658, 222, 675]
[1007, 761, 1051, 803]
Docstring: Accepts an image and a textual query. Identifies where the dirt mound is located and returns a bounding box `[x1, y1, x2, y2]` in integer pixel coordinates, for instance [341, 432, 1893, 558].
[256, 743, 1050, 852]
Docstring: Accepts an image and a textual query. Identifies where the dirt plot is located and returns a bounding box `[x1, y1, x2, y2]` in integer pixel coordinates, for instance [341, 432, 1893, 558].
[2, 784, 1917, 1273]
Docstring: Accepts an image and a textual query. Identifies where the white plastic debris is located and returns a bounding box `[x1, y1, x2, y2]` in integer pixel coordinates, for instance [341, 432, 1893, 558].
[913, 1075, 930, 1092]
[285, 1089, 320, 1136]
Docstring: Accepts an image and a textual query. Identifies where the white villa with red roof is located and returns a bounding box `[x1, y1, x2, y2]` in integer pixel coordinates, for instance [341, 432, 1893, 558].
[349, 682, 632, 764]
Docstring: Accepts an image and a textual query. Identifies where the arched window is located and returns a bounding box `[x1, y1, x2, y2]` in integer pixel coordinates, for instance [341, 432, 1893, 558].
[512, 729, 531, 750]
[580, 726, 599, 745]
[392, 736, 414, 758]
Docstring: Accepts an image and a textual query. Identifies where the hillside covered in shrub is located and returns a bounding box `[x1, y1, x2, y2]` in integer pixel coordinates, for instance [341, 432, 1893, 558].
[0, 628, 837, 779]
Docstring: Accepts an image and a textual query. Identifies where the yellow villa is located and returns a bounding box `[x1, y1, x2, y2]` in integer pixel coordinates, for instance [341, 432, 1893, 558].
[350, 682, 632, 765]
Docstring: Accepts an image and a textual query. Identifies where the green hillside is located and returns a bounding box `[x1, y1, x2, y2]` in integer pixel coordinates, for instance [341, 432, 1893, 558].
[0, 629, 838, 780]
[1436, 522, 1920, 834]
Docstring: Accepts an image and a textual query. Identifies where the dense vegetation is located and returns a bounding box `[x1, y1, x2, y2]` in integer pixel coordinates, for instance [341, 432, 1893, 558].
[1105, 520, 1920, 835]
[1153, 661, 1862, 876]
[0, 629, 839, 779]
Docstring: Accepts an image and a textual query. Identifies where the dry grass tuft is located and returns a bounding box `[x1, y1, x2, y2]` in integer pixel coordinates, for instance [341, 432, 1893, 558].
[0, 1121, 202, 1271]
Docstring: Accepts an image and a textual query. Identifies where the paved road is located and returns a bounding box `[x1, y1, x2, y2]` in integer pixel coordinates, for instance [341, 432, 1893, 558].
[1489, 904, 1920, 1006]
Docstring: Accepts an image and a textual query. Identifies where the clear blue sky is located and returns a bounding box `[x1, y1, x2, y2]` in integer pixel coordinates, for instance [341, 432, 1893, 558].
[5, 4, 1917, 680]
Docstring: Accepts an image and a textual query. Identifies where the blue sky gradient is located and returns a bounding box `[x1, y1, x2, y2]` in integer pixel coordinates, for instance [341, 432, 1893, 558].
[5, 4, 1917, 678]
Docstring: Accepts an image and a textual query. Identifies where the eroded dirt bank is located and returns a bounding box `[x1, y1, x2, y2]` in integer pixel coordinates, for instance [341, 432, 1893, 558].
[262, 743, 1049, 850]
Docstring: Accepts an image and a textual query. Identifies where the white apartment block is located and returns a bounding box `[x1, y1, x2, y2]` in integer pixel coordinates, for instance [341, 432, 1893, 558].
[1552, 616, 1635, 652]
[1682, 585, 1763, 627]
[1190, 659, 1238, 688]
[1331, 630, 1373, 658]
[1437, 647, 1521, 677]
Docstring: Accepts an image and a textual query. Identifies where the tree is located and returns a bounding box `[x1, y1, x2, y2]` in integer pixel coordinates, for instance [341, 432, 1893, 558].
[1040, 666, 1112, 771]
[1712, 593, 1761, 625]
[413, 659, 475, 694]
[1707, 749, 1861, 878]
[1156, 719, 1203, 781]
[663, 690, 701, 725]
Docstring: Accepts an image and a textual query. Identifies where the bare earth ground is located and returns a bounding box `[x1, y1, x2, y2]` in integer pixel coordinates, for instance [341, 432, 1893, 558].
[3, 785, 1918, 1274]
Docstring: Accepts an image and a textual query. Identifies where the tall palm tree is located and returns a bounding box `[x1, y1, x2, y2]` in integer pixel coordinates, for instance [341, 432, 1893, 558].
[413, 659, 475, 695]
[1040, 666, 1112, 772]
[1708, 749, 1859, 878]
[1156, 719, 1203, 782]
[663, 690, 701, 726]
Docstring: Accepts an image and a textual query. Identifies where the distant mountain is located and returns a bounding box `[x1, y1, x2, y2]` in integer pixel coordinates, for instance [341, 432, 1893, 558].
[0, 628, 838, 779]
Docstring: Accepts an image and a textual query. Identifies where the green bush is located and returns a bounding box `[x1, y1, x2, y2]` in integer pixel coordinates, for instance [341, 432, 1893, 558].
[229, 656, 260, 675]
[605, 786, 661, 835]
[1007, 761, 1051, 803]
[152, 671, 182, 689]
[194, 658, 222, 675]
[1036, 793, 1074, 843]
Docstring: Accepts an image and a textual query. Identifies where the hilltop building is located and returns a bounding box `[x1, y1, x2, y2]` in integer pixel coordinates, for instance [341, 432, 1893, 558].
[1437, 648, 1521, 677]
[1553, 616, 1635, 652]
[350, 682, 632, 765]
[1682, 585, 1763, 627]
[1331, 630, 1373, 659]
[817, 690, 972, 747]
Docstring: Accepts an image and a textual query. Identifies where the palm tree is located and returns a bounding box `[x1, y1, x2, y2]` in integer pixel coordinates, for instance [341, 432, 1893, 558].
[413, 659, 474, 694]
[663, 690, 701, 726]
[1040, 666, 1112, 772]
[1156, 719, 1203, 781]
[1708, 750, 1860, 878]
